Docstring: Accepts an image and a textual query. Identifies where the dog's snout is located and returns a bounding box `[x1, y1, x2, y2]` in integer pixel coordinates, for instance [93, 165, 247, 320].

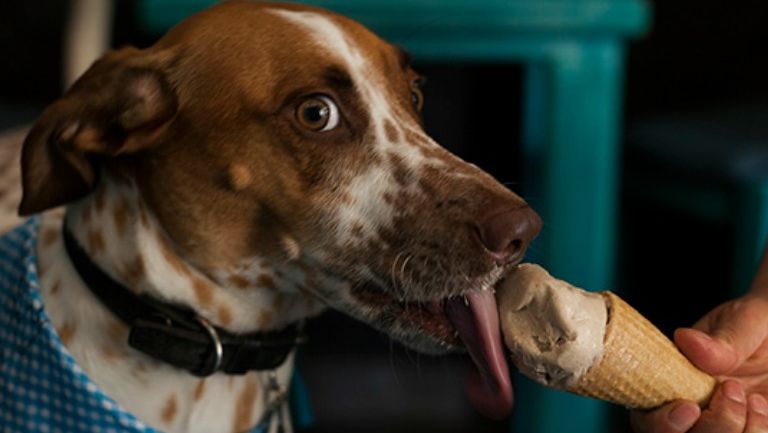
[475, 205, 542, 265]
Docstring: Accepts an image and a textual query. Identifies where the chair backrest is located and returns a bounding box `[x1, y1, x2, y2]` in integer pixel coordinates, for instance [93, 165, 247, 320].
[135, 0, 649, 61]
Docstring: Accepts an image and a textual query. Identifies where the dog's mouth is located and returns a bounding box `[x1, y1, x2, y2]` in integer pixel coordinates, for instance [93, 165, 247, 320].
[351, 272, 513, 420]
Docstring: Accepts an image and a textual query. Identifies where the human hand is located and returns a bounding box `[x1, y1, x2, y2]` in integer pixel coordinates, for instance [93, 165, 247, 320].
[630, 294, 768, 433]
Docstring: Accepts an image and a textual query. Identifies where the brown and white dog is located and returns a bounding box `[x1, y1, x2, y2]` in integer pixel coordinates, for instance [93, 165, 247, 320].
[9, 1, 541, 432]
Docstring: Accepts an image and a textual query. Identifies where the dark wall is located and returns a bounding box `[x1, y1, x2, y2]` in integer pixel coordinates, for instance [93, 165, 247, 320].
[0, 1, 66, 103]
[626, 0, 768, 116]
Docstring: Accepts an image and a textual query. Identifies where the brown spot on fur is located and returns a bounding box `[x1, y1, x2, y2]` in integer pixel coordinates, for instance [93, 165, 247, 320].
[159, 235, 190, 276]
[161, 394, 178, 425]
[350, 223, 365, 238]
[108, 320, 129, 341]
[138, 203, 150, 228]
[404, 129, 432, 147]
[113, 198, 129, 237]
[42, 228, 58, 247]
[258, 310, 274, 328]
[194, 379, 207, 401]
[337, 192, 353, 205]
[123, 256, 145, 288]
[193, 279, 214, 306]
[232, 374, 259, 433]
[56, 322, 76, 346]
[134, 360, 148, 373]
[384, 120, 400, 143]
[228, 274, 251, 289]
[227, 164, 253, 190]
[418, 178, 438, 197]
[256, 274, 276, 290]
[102, 345, 123, 361]
[87, 231, 105, 254]
[218, 305, 233, 326]
[388, 152, 413, 186]
[382, 192, 395, 204]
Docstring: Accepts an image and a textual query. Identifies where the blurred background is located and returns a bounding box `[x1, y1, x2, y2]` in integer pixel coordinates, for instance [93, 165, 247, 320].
[1, 1, 767, 432]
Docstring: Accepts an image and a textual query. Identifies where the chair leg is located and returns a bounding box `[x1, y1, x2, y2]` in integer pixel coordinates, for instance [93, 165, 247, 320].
[516, 40, 625, 433]
[732, 180, 768, 296]
[289, 366, 315, 430]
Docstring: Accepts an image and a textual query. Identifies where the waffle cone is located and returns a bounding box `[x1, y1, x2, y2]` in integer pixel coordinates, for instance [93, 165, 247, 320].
[567, 292, 716, 409]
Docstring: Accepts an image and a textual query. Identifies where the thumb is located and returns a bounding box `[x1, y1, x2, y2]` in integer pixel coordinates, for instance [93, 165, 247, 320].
[675, 300, 768, 375]
[674, 328, 737, 375]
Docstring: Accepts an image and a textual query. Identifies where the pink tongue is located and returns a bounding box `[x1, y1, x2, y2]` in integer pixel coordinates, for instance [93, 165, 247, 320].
[444, 290, 513, 419]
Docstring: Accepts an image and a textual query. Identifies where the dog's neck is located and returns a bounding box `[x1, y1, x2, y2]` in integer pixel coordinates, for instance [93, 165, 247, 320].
[36, 176, 327, 433]
[65, 176, 326, 332]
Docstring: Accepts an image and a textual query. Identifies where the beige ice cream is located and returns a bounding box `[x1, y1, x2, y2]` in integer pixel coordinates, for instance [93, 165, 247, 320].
[497, 263, 717, 409]
[497, 263, 607, 388]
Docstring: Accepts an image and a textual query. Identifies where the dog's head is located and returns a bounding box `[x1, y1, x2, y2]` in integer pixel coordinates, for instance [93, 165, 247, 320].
[20, 0, 539, 414]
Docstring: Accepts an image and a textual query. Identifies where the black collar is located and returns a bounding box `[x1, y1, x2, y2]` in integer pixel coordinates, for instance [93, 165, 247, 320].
[61, 221, 304, 377]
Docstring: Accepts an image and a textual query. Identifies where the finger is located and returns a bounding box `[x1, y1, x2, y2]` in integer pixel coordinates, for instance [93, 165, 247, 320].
[676, 299, 768, 375]
[630, 401, 700, 433]
[745, 394, 768, 433]
[710, 299, 768, 364]
[690, 380, 747, 433]
[675, 328, 737, 375]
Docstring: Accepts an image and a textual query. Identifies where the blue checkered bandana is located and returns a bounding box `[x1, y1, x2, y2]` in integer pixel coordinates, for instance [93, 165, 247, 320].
[0, 219, 269, 433]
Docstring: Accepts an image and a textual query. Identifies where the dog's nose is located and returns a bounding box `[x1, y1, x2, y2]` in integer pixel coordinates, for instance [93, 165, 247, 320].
[475, 205, 542, 264]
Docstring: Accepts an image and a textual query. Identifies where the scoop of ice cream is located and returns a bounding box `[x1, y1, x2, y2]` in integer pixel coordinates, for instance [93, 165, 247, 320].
[496, 263, 607, 388]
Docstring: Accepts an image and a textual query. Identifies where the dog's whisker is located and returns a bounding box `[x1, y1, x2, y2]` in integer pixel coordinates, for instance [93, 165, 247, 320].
[387, 338, 405, 389]
[390, 251, 404, 300]
[400, 253, 415, 303]
[400, 254, 412, 278]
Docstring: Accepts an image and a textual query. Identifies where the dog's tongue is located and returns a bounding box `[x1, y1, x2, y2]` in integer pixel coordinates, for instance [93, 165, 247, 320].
[445, 290, 513, 419]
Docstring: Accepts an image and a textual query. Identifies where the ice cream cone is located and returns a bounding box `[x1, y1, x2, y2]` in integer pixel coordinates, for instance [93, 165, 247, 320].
[568, 291, 716, 409]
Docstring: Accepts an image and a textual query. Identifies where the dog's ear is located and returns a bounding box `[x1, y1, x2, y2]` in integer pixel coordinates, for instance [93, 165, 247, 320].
[18, 47, 177, 216]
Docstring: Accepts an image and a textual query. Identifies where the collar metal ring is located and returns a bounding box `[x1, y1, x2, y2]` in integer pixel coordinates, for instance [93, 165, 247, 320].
[195, 315, 224, 375]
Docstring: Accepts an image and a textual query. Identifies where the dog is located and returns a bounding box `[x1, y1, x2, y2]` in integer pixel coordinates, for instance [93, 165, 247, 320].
[0, 1, 541, 432]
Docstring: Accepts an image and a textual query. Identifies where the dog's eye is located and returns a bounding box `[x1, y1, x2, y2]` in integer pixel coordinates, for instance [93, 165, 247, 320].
[296, 95, 339, 132]
[410, 84, 424, 112]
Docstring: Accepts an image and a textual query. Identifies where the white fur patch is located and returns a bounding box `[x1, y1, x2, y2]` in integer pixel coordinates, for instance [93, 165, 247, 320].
[270, 9, 437, 246]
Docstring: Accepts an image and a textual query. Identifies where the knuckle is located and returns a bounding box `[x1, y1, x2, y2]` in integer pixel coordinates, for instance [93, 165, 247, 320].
[695, 409, 746, 433]
[746, 397, 768, 433]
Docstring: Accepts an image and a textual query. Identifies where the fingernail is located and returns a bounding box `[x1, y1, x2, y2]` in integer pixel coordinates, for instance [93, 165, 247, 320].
[668, 403, 698, 430]
[723, 381, 746, 403]
[750, 394, 768, 416]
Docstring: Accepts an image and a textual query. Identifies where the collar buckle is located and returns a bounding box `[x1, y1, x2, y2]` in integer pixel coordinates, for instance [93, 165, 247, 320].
[193, 315, 224, 376]
[64, 219, 304, 376]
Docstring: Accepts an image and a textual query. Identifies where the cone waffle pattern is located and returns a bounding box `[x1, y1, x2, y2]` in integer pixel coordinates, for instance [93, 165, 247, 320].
[568, 292, 716, 409]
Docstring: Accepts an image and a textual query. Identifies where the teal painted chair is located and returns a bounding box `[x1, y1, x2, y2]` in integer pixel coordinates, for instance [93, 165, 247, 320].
[136, 1, 651, 432]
